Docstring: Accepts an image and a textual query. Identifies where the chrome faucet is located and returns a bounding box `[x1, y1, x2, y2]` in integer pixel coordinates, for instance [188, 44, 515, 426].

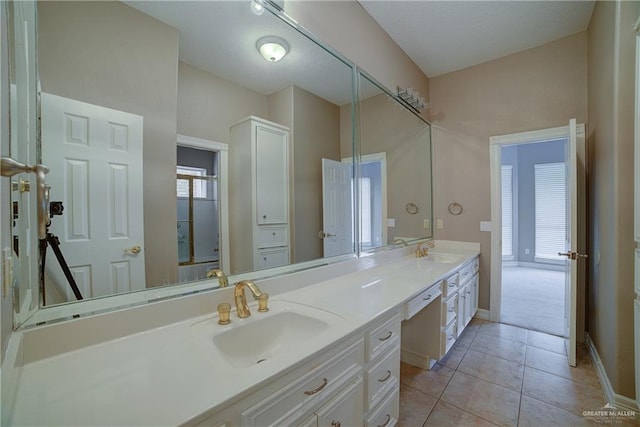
[207, 268, 229, 288]
[234, 280, 265, 318]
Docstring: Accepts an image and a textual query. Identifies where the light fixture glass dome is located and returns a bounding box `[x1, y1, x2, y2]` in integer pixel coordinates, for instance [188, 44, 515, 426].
[256, 36, 290, 62]
[250, 0, 264, 15]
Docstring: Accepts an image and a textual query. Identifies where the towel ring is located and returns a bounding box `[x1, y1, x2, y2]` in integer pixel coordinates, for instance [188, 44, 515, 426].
[405, 202, 419, 215]
[448, 202, 463, 216]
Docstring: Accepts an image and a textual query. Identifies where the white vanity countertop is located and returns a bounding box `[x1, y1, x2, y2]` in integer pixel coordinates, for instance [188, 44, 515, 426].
[9, 247, 479, 426]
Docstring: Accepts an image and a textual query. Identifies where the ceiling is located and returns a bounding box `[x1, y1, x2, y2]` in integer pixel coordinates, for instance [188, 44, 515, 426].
[358, 1, 595, 77]
[125, 1, 355, 105]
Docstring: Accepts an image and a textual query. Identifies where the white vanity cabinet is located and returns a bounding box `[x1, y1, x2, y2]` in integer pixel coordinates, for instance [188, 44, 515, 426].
[364, 311, 401, 426]
[229, 116, 291, 273]
[400, 255, 480, 370]
[188, 310, 402, 427]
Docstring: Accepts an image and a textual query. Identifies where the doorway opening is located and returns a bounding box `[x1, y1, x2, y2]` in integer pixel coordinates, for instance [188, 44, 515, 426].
[500, 139, 567, 336]
[176, 135, 229, 283]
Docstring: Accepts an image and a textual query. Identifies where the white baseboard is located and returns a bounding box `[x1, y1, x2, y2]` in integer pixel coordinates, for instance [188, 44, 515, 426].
[400, 349, 436, 370]
[586, 333, 639, 411]
[475, 309, 490, 321]
[506, 261, 565, 272]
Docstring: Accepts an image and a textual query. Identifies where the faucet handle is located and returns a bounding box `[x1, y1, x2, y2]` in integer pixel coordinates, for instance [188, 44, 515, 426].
[258, 293, 269, 312]
[208, 268, 229, 288]
[217, 303, 231, 325]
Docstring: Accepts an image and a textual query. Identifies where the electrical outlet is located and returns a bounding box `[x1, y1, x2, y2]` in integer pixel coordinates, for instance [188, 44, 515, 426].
[424, 219, 430, 229]
[436, 219, 444, 230]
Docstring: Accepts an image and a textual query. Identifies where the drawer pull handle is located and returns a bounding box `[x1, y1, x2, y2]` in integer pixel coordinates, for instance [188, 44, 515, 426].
[422, 294, 432, 300]
[304, 378, 328, 395]
[448, 335, 455, 341]
[331, 422, 341, 427]
[378, 331, 393, 341]
[378, 370, 392, 383]
[378, 414, 391, 427]
[466, 291, 471, 295]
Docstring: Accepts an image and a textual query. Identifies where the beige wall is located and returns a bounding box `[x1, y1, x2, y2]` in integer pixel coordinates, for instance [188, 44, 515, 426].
[429, 33, 587, 311]
[177, 62, 268, 143]
[285, 0, 429, 115]
[587, 0, 639, 400]
[37, 1, 179, 287]
[290, 86, 342, 262]
[341, 93, 432, 244]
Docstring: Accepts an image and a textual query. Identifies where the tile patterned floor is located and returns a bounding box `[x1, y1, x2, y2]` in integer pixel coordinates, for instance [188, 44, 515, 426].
[398, 319, 640, 426]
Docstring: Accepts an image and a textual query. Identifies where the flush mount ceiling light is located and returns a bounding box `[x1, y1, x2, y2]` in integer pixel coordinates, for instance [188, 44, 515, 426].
[250, 0, 264, 16]
[256, 36, 290, 62]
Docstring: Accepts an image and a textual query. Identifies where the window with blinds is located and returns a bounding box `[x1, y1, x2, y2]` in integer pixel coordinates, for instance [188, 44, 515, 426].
[501, 165, 513, 259]
[534, 163, 566, 262]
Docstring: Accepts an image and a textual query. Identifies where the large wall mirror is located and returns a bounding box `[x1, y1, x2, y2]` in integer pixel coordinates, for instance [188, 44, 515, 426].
[6, 0, 433, 326]
[33, 0, 356, 307]
[355, 73, 433, 251]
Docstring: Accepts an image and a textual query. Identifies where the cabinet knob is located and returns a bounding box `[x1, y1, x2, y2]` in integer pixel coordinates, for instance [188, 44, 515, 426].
[272, 232, 276, 236]
[262, 214, 267, 219]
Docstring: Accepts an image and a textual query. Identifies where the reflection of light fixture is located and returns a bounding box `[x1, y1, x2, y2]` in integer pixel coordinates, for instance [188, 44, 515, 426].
[256, 36, 289, 62]
[250, 0, 264, 15]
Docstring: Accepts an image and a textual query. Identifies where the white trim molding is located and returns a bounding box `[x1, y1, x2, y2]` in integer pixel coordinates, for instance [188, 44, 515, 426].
[586, 334, 640, 412]
[489, 123, 585, 324]
[475, 308, 490, 321]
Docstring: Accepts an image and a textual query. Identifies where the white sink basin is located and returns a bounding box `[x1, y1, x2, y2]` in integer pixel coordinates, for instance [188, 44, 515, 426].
[191, 300, 345, 368]
[421, 252, 461, 264]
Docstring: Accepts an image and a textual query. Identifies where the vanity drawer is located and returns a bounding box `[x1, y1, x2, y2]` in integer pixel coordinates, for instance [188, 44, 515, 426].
[404, 282, 441, 320]
[256, 247, 289, 269]
[257, 226, 288, 248]
[365, 383, 399, 427]
[442, 295, 457, 327]
[441, 321, 457, 355]
[241, 339, 364, 427]
[366, 312, 401, 362]
[365, 344, 400, 411]
[442, 273, 459, 298]
[459, 261, 477, 285]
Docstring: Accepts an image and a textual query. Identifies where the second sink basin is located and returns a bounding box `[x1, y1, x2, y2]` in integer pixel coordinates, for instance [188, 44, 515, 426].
[191, 300, 345, 368]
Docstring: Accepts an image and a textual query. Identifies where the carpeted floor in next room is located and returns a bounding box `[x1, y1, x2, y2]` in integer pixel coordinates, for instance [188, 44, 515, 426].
[501, 266, 565, 337]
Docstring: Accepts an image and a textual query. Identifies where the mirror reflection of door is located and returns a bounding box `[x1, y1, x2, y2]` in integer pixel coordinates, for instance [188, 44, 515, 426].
[321, 159, 353, 258]
[359, 153, 387, 250]
[176, 145, 221, 283]
[41, 93, 146, 304]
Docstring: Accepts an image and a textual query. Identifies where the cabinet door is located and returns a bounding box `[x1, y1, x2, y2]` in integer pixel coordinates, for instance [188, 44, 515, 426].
[471, 274, 479, 317]
[457, 285, 468, 333]
[255, 124, 288, 224]
[316, 378, 364, 427]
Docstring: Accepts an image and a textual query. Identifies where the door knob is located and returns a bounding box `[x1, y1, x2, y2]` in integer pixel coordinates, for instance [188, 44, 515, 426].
[124, 245, 141, 255]
[318, 231, 336, 239]
[558, 251, 588, 260]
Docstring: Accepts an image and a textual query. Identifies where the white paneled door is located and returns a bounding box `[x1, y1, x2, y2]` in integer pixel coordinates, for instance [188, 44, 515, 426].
[41, 93, 145, 301]
[322, 158, 353, 258]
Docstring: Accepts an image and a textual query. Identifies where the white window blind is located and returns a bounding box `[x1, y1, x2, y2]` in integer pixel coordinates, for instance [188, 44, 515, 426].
[534, 163, 566, 261]
[501, 166, 513, 258]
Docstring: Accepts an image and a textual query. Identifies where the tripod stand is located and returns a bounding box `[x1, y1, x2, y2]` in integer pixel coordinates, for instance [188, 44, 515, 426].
[39, 230, 83, 305]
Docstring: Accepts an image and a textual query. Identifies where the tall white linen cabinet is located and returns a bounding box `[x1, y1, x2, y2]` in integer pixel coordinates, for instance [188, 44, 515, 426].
[229, 116, 291, 274]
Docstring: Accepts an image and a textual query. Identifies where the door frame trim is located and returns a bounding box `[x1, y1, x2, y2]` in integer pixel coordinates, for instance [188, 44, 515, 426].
[489, 124, 585, 324]
[177, 134, 230, 273]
